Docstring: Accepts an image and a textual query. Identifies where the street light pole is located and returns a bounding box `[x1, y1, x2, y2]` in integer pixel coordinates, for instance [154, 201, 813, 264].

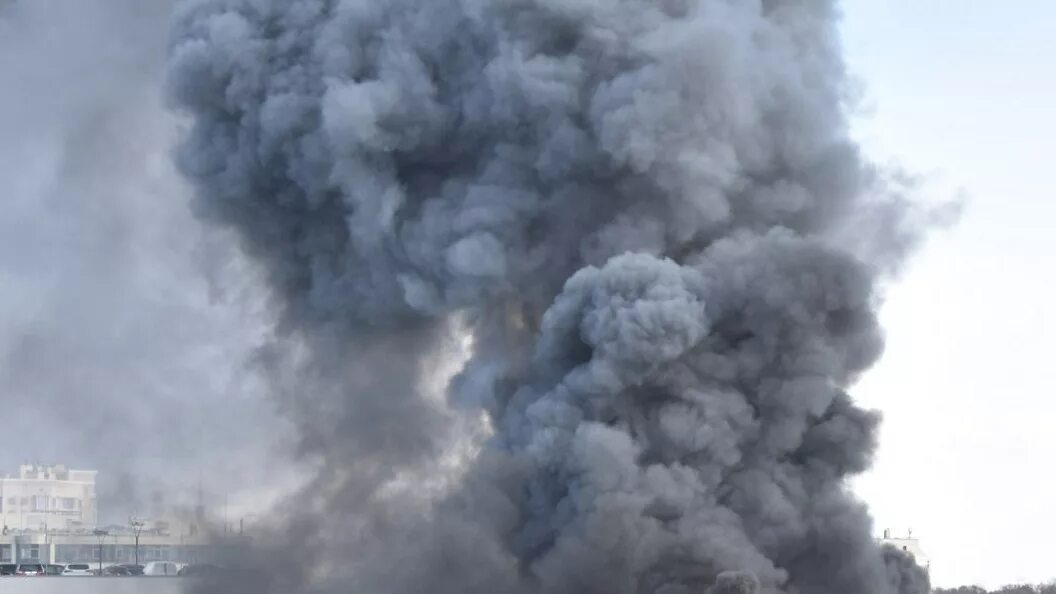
[41, 489, 49, 564]
[129, 518, 144, 567]
[93, 529, 108, 575]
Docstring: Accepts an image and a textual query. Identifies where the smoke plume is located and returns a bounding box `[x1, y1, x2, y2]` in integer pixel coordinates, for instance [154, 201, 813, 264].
[167, 0, 932, 593]
[882, 545, 932, 594]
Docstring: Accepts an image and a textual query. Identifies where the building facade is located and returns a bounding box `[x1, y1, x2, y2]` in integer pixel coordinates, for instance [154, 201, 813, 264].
[0, 464, 225, 566]
[0, 526, 222, 566]
[878, 528, 931, 574]
[0, 464, 97, 533]
[0, 528, 216, 566]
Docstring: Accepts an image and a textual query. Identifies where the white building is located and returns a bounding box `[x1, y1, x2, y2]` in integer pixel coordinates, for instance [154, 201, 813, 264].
[0, 464, 97, 532]
[0, 464, 238, 565]
[878, 528, 930, 573]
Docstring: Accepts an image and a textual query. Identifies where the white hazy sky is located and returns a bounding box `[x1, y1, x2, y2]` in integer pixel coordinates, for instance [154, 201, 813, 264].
[842, 0, 1056, 589]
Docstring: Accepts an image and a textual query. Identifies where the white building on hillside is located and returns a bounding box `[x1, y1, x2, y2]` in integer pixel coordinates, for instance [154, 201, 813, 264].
[0, 464, 97, 533]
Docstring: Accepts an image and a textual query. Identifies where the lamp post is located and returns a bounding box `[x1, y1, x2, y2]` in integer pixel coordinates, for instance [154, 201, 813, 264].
[239, 513, 261, 537]
[129, 518, 145, 567]
[38, 489, 49, 564]
[93, 529, 108, 575]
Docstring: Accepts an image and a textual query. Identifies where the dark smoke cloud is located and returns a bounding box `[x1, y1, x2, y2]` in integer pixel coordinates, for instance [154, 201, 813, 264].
[882, 545, 932, 594]
[167, 0, 936, 593]
[0, 0, 293, 521]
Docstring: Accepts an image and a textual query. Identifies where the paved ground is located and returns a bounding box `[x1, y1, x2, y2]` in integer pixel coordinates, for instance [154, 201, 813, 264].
[0, 578, 185, 594]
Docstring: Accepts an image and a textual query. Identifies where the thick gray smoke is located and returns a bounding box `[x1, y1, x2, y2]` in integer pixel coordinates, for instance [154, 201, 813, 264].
[881, 545, 932, 594]
[167, 0, 932, 593]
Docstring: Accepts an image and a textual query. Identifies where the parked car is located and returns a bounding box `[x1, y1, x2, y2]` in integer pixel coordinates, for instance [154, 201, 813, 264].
[62, 563, 93, 576]
[114, 563, 144, 575]
[0, 563, 17, 576]
[102, 565, 132, 576]
[143, 561, 180, 576]
[178, 563, 225, 577]
[46, 564, 64, 575]
[15, 562, 45, 576]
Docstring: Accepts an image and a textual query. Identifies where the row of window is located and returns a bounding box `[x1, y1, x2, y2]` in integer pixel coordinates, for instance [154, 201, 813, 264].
[0, 496, 81, 512]
[54, 544, 214, 564]
[0, 544, 40, 561]
[1, 543, 227, 565]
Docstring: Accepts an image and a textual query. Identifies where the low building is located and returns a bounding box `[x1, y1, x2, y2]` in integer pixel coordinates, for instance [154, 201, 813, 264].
[0, 465, 227, 566]
[0, 524, 222, 566]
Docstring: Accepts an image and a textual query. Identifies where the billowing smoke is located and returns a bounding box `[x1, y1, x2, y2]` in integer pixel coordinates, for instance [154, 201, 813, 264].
[882, 545, 932, 594]
[167, 1, 932, 593]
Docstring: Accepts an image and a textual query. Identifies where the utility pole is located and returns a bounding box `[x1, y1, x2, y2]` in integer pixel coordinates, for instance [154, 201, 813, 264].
[129, 518, 145, 567]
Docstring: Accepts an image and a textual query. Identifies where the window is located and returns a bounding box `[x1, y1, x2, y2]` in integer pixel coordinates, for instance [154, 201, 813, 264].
[55, 545, 98, 563]
[19, 545, 40, 560]
[61, 498, 76, 510]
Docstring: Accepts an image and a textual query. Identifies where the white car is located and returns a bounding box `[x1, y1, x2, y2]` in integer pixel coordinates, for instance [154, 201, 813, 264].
[143, 561, 181, 576]
[62, 563, 93, 576]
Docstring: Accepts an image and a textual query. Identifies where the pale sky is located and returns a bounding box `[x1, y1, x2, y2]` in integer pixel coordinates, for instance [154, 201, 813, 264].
[842, 0, 1056, 588]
